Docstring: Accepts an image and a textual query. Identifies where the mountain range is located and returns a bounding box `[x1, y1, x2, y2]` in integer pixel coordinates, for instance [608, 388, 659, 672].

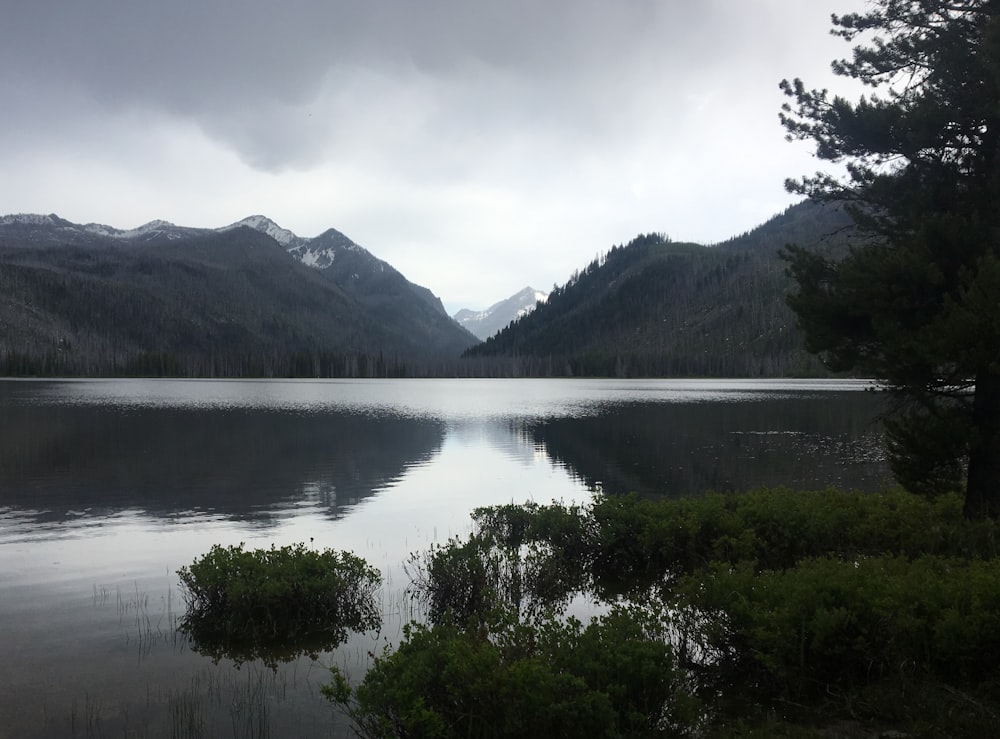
[0, 213, 477, 376]
[452, 287, 548, 341]
[0, 200, 854, 377]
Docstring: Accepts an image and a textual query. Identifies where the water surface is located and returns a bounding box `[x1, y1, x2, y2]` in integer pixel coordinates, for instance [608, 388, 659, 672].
[0, 378, 889, 737]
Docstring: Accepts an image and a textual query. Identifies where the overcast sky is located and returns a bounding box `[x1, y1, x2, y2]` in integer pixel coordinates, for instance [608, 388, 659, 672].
[1, 1, 865, 313]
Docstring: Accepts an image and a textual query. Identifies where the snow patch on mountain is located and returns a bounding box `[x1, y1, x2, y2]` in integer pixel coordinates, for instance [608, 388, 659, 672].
[81, 223, 121, 238]
[513, 290, 548, 318]
[0, 213, 62, 226]
[3, 212, 386, 279]
[453, 287, 548, 341]
[223, 215, 299, 247]
[1, 213, 188, 242]
[296, 247, 336, 268]
[115, 220, 184, 240]
[217, 218, 380, 270]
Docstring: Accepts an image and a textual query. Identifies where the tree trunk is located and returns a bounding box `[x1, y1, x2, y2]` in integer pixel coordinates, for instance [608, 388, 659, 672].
[964, 369, 1000, 518]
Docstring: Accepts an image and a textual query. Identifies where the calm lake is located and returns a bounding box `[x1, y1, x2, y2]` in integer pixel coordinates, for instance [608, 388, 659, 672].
[0, 378, 890, 737]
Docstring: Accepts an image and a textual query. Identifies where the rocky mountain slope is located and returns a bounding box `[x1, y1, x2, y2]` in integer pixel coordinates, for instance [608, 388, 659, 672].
[0, 214, 477, 375]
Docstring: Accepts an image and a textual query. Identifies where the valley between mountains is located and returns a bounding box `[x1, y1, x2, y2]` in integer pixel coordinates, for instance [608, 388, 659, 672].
[0, 200, 850, 378]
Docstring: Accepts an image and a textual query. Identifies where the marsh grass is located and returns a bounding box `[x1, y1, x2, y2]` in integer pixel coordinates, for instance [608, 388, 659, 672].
[167, 686, 204, 739]
[108, 583, 184, 662]
[68, 692, 103, 738]
[60, 656, 339, 739]
[45, 567, 379, 739]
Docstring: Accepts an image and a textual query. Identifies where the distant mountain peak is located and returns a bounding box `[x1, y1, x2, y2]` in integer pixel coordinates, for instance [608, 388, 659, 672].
[222, 215, 299, 247]
[0, 213, 65, 226]
[216, 218, 373, 269]
[136, 219, 176, 231]
[116, 219, 182, 239]
[453, 286, 548, 340]
[0, 213, 193, 242]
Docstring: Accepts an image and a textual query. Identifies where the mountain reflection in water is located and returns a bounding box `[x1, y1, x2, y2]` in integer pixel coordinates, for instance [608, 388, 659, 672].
[529, 392, 889, 496]
[0, 402, 446, 530]
[0, 378, 891, 738]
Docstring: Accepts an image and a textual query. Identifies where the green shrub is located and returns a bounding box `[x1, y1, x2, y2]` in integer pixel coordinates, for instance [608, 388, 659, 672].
[680, 555, 1000, 698]
[586, 488, 999, 593]
[406, 535, 500, 626]
[395, 491, 1000, 736]
[447, 489, 1000, 603]
[177, 542, 381, 663]
[406, 502, 590, 625]
[325, 606, 700, 739]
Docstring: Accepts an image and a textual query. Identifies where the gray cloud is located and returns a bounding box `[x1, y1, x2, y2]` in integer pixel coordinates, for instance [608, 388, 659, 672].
[0, 0, 867, 309]
[3, 1, 815, 168]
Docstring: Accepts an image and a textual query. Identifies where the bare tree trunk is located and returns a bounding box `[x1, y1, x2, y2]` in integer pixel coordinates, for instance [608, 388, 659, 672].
[964, 369, 1000, 518]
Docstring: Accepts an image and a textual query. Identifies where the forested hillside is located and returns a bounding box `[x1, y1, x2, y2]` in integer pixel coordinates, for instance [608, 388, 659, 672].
[0, 201, 852, 378]
[464, 199, 853, 377]
[0, 218, 477, 376]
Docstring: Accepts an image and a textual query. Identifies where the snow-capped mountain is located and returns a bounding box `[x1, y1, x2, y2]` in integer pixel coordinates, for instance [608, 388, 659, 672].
[2, 211, 411, 290]
[0, 213, 203, 244]
[0, 212, 478, 365]
[100, 219, 198, 241]
[0, 213, 64, 227]
[287, 227, 362, 270]
[221, 216, 375, 271]
[216, 215, 450, 316]
[453, 287, 548, 340]
[222, 215, 298, 247]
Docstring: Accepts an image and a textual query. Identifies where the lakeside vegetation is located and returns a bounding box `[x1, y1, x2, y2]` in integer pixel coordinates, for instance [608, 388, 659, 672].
[177, 542, 381, 666]
[175, 489, 1000, 736]
[323, 489, 1000, 737]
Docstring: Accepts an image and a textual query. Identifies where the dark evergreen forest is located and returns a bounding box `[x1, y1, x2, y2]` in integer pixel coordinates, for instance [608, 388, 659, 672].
[465, 199, 854, 377]
[1, 200, 852, 378]
[0, 224, 474, 377]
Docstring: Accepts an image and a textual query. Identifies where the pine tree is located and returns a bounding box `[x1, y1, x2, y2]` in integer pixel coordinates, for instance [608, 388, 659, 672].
[780, 1, 1000, 516]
